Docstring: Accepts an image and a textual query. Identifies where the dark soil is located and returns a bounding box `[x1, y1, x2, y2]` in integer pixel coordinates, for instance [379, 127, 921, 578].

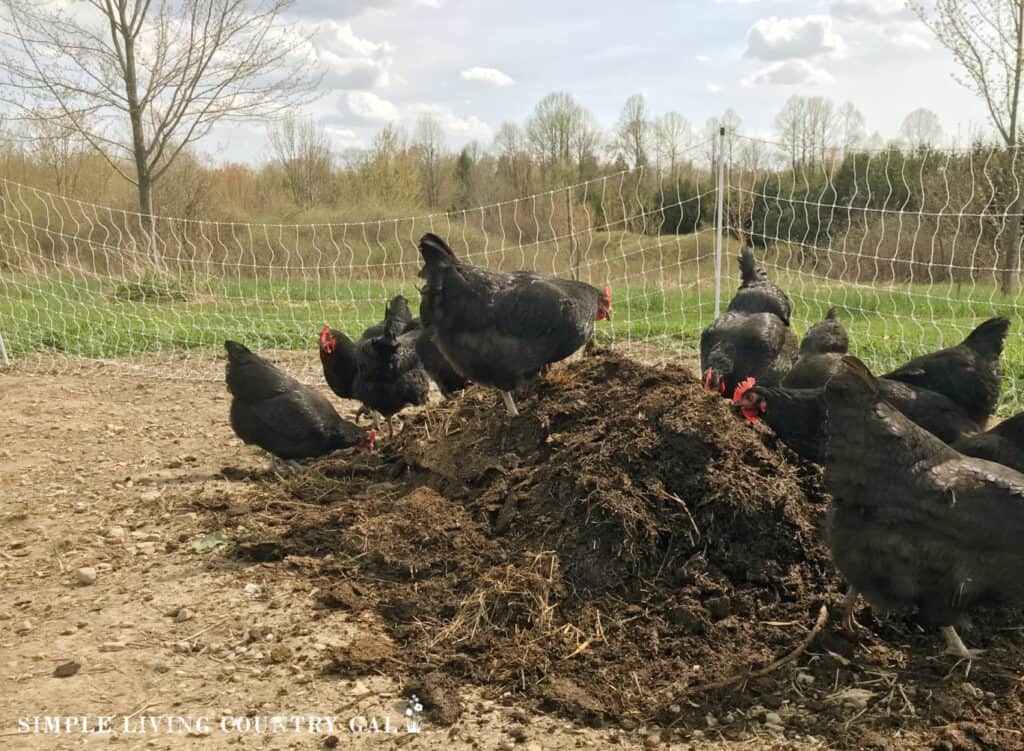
[232, 352, 1024, 749]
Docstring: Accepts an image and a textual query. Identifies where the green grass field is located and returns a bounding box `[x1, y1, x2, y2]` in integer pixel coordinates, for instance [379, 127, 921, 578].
[3, 267, 1023, 413]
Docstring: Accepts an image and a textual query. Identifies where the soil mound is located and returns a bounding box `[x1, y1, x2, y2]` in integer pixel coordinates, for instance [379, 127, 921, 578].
[237, 352, 1024, 745]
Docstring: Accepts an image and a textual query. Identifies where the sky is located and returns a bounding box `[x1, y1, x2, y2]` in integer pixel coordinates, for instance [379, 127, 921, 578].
[49, 0, 1009, 164]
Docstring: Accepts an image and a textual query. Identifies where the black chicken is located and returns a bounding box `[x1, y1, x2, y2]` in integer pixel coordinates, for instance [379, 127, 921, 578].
[322, 296, 467, 404]
[880, 317, 1009, 432]
[733, 377, 828, 463]
[743, 355, 1024, 658]
[224, 341, 373, 467]
[701, 246, 797, 396]
[319, 296, 431, 438]
[416, 233, 611, 416]
[953, 411, 1024, 473]
[782, 307, 849, 389]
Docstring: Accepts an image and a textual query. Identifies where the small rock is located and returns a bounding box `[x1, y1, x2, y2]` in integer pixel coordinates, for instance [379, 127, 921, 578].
[704, 713, 718, 728]
[324, 736, 339, 749]
[526, 744, 542, 751]
[174, 608, 195, 623]
[796, 672, 815, 686]
[270, 645, 292, 663]
[105, 526, 127, 542]
[828, 687, 874, 710]
[76, 567, 97, 585]
[244, 583, 262, 597]
[53, 660, 81, 678]
[764, 712, 783, 726]
[644, 734, 662, 748]
[704, 595, 732, 620]
[15, 620, 32, 635]
[98, 641, 127, 652]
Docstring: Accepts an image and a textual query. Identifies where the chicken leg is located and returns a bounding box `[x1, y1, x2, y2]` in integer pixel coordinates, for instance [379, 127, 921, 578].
[840, 586, 862, 632]
[941, 626, 984, 660]
[501, 391, 520, 417]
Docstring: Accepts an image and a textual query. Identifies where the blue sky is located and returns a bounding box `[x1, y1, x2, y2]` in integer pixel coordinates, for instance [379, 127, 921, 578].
[208, 0, 992, 164]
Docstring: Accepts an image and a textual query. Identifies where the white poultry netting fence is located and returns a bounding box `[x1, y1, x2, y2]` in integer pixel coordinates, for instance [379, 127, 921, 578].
[724, 133, 1024, 411]
[0, 138, 718, 382]
[1, 133, 1022, 411]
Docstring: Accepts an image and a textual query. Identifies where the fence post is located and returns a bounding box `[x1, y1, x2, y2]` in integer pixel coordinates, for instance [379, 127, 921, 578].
[567, 186, 579, 281]
[713, 126, 726, 318]
[0, 331, 10, 366]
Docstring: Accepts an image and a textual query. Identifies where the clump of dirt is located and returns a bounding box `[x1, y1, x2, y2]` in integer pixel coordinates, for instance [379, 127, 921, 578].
[237, 352, 1024, 745]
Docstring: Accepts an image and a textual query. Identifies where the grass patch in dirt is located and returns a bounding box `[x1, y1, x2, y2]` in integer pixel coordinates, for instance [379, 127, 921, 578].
[229, 352, 1024, 748]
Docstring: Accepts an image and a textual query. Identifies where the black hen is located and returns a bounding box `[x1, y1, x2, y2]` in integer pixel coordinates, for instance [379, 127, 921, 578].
[953, 411, 1024, 473]
[701, 246, 797, 396]
[360, 297, 419, 340]
[321, 296, 467, 401]
[417, 233, 611, 416]
[224, 341, 372, 465]
[415, 329, 468, 397]
[882, 317, 1010, 427]
[733, 378, 828, 463]
[811, 356, 1024, 657]
[320, 297, 430, 438]
[783, 307, 849, 389]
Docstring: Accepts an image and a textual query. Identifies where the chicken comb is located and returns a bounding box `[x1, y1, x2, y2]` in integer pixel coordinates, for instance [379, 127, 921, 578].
[732, 376, 757, 404]
[604, 286, 612, 302]
[319, 325, 331, 345]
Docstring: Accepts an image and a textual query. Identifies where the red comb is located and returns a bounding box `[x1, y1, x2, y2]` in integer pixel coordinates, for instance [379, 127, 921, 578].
[604, 286, 612, 301]
[732, 377, 757, 403]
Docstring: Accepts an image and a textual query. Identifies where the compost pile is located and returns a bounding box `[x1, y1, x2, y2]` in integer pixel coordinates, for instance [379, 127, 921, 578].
[237, 352, 1024, 745]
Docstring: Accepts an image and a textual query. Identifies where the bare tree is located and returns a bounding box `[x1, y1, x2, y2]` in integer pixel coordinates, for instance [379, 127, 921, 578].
[836, 101, 867, 155]
[899, 107, 945, 150]
[267, 115, 333, 209]
[909, 0, 1023, 291]
[26, 108, 91, 195]
[773, 95, 837, 169]
[525, 92, 594, 181]
[412, 115, 447, 209]
[0, 0, 319, 223]
[654, 111, 692, 175]
[493, 121, 533, 195]
[614, 94, 650, 169]
[703, 109, 743, 169]
[570, 109, 602, 178]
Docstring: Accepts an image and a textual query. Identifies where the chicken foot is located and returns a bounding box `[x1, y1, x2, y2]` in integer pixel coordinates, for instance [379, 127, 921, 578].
[941, 626, 984, 660]
[839, 586, 863, 632]
[501, 391, 520, 417]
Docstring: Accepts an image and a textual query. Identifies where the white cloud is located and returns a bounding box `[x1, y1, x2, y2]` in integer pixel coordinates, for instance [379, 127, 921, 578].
[289, 0, 401, 18]
[460, 66, 515, 87]
[830, 0, 914, 24]
[742, 59, 834, 86]
[745, 15, 842, 61]
[323, 125, 364, 150]
[407, 103, 494, 143]
[706, 82, 722, 93]
[414, 0, 442, 6]
[346, 91, 401, 121]
[313, 21, 395, 90]
[890, 30, 929, 49]
[695, 54, 712, 63]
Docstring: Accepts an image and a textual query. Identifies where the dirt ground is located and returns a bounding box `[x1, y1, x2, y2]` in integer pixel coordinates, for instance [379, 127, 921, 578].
[2, 353, 1024, 751]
